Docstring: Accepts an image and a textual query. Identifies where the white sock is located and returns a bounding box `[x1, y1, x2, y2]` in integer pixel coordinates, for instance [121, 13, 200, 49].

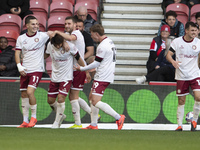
[21, 98, 30, 123]
[78, 97, 91, 114]
[55, 102, 65, 123]
[177, 104, 184, 127]
[193, 101, 200, 122]
[70, 99, 81, 125]
[90, 103, 99, 126]
[30, 104, 37, 119]
[95, 101, 120, 120]
[50, 101, 57, 112]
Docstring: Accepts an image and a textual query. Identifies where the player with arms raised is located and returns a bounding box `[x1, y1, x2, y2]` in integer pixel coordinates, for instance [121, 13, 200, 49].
[74, 24, 125, 130]
[15, 16, 53, 128]
[45, 34, 86, 128]
[167, 21, 200, 131]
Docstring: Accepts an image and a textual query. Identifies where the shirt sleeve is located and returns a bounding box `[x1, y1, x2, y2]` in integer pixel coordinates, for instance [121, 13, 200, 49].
[15, 36, 22, 51]
[95, 47, 106, 61]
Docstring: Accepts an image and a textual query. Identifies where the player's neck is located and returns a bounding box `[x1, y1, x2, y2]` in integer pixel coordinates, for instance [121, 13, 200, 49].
[99, 35, 107, 42]
[183, 35, 194, 42]
[27, 31, 37, 37]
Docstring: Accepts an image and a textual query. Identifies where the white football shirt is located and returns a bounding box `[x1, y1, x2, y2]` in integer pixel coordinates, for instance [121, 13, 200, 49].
[46, 41, 78, 82]
[170, 36, 200, 80]
[16, 31, 49, 73]
[94, 37, 116, 83]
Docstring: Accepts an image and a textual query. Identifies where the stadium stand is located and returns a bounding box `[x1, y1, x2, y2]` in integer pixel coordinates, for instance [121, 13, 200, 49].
[49, 0, 73, 18]
[76, 0, 100, 6]
[74, 1, 98, 21]
[0, 29, 19, 47]
[102, 0, 163, 84]
[45, 57, 52, 77]
[190, 4, 200, 22]
[30, 0, 49, 20]
[52, 0, 75, 5]
[47, 15, 66, 31]
[0, 14, 22, 34]
[166, 3, 189, 25]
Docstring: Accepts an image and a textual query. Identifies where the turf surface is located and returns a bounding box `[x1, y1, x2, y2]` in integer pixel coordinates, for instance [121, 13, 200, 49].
[0, 127, 199, 150]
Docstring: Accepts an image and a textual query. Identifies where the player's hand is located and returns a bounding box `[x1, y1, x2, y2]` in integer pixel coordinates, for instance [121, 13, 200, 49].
[0, 65, 6, 71]
[17, 63, 27, 76]
[73, 64, 81, 71]
[63, 42, 70, 52]
[86, 71, 91, 83]
[172, 61, 181, 69]
[155, 65, 160, 69]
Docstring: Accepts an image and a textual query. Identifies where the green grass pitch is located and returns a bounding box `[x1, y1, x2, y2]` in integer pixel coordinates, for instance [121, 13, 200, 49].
[0, 127, 199, 150]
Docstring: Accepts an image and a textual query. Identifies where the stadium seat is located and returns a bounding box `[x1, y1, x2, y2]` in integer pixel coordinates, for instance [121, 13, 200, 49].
[49, 1, 73, 18]
[0, 29, 19, 47]
[22, 14, 47, 32]
[74, 1, 98, 21]
[48, 15, 66, 31]
[166, 3, 189, 25]
[30, 0, 51, 5]
[76, 0, 99, 6]
[52, 0, 75, 6]
[0, 14, 22, 33]
[190, 4, 200, 22]
[30, 0, 49, 20]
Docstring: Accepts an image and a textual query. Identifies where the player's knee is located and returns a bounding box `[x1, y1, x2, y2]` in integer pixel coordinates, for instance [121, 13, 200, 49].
[57, 95, 65, 103]
[178, 98, 185, 105]
[21, 91, 28, 98]
[26, 90, 34, 97]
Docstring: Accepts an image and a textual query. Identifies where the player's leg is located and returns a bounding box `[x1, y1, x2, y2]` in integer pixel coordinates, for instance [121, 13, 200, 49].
[78, 97, 91, 114]
[18, 90, 29, 128]
[69, 89, 82, 128]
[176, 96, 186, 131]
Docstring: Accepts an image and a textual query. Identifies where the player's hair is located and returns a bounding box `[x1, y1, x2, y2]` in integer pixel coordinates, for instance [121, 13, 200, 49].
[90, 24, 104, 36]
[165, 10, 177, 19]
[185, 21, 198, 30]
[25, 15, 37, 25]
[76, 19, 84, 24]
[0, 36, 8, 43]
[65, 16, 77, 23]
[51, 34, 64, 46]
[195, 12, 200, 19]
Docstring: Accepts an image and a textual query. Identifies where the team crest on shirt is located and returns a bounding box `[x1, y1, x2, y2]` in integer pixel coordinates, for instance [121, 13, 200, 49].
[34, 38, 39, 42]
[61, 49, 65, 54]
[177, 89, 181, 94]
[192, 45, 197, 50]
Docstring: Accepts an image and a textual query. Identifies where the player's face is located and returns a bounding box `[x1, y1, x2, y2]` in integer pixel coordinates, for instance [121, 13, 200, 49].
[166, 16, 176, 27]
[90, 31, 99, 43]
[65, 19, 75, 33]
[0, 38, 8, 50]
[161, 30, 170, 39]
[26, 19, 39, 34]
[76, 22, 84, 32]
[186, 26, 198, 39]
[54, 43, 63, 49]
[196, 17, 200, 27]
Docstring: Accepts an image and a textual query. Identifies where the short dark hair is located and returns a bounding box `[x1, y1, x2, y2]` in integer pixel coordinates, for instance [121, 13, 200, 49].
[165, 10, 177, 19]
[76, 19, 84, 24]
[25, 15, 37, 25]
[51, 34, 64, 46]
[195, 12, 200, 19]
[185, 21, 198, 30]
[90, 24, 104, 36]
[0, 36, 8, 43]
[65, 16, 77, 23]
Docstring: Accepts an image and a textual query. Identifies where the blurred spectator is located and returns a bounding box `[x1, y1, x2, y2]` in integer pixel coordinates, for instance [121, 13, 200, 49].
[187, 0, 200, 8]
[136, 37, 175, 84]
[76, 19, 94, 63]
[0, 0, 33, 19]
[74, 6, 98, 34]
[157, 10, 185, 38]
[0, 36, 19, 77]
[146, 25, 171, 74]
[195, 12, 200, 38]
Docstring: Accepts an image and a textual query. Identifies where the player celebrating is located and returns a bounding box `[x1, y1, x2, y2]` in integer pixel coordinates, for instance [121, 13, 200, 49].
[45, 34, 86, 128]
[74, 24, 125, 130]
[54, 16, 92, 129]
[15, 16, 53, 128]
[167, 21, 200, 131]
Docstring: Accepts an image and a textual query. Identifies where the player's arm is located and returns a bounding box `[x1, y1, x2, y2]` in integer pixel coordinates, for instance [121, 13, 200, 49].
[44, 53, 50, 59]
[74, 52, 91, 83]
[166, 47, 179, 69]
[54, 30, 77, 41]
[84, 46, 94, 60]
[15, 50, 26, 76]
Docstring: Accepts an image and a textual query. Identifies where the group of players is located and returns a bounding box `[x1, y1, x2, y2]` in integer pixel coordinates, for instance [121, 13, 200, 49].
[15, 15, 125, 130]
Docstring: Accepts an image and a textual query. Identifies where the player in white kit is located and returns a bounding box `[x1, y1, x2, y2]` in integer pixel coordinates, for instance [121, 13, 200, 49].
[167, 21, 200, 131]
[53, 16, 93, 129]
[74, 24, 125, 130]
[44, 34, 86, 128]
[15, 16, 53, 128]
